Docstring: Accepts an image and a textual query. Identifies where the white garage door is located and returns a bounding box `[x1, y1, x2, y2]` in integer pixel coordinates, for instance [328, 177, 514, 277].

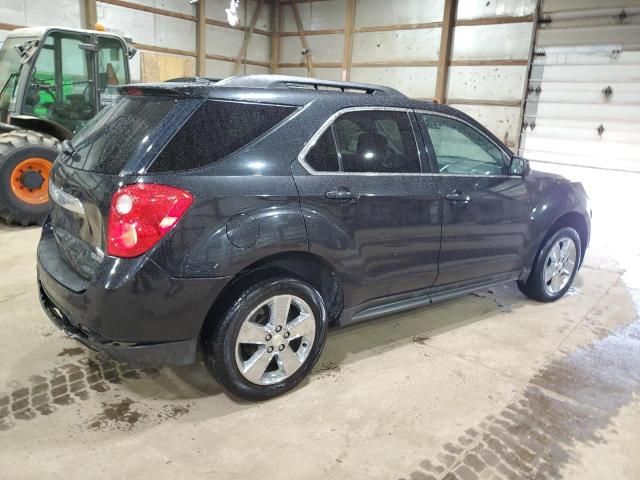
[518, 1, 640, 266]
[519, 1, 640, 173]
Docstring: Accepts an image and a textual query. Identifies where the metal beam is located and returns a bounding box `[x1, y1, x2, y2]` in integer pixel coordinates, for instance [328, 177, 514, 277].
[270, 0, 281, 73]
[341, 0, 356, 81]
[233, 0, 264, 74]
[196, 0, 206, 76]
[435, 0, 458, 104]
[290, 0, 315, 77]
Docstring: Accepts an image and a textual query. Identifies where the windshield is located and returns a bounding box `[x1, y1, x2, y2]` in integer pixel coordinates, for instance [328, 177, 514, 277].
[0, 37, 36, 111]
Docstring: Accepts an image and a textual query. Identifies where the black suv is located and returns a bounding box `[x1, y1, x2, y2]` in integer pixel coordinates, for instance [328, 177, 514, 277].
[37, 75, 591, 400]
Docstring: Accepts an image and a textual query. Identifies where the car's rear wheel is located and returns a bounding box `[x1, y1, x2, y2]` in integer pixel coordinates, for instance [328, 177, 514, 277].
[518, 226, 581, 302]
[203, 276, 328, 400]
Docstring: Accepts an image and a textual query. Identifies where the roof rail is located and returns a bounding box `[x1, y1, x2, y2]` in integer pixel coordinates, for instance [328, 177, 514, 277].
[215, 74, 405, 97]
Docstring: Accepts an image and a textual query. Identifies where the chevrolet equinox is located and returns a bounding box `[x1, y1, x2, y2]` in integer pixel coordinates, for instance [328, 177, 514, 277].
[37, 75, 591, 400]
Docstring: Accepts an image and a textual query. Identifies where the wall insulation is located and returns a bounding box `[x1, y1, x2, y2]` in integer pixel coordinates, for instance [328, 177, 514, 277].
[277, 0, 537, 148]
[0, 0, 271, 82]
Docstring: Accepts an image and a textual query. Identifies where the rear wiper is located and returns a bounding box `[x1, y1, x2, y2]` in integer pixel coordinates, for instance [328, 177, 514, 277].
[61, 139, 79, 161]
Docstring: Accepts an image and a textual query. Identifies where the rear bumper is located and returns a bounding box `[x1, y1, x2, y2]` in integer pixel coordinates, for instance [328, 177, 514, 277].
[37, 226, 230, 368]
[39, 283, 197, 367]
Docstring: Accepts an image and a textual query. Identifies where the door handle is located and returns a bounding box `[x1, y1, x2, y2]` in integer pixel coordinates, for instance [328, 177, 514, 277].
[325, 188, 356, 200]
[445, 190, 471, 204]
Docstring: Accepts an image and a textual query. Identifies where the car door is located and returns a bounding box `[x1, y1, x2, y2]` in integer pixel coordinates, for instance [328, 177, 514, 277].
[415, 111, 531, 290]
[292, 107, 441, 311]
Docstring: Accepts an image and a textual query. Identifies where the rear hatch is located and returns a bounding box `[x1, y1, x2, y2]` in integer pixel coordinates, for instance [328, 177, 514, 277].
[49, 93, 197, 279]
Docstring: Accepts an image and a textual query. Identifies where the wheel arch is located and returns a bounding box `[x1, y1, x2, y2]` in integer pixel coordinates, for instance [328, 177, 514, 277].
[545, 211, 589, 266]
[200, 251, 344, 340]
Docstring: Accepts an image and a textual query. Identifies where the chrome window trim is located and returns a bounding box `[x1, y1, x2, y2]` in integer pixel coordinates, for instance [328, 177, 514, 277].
[297, 106, 521, 179]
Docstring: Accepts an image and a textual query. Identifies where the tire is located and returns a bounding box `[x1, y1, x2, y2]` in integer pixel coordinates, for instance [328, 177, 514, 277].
[518, 226, 581, 302]
[203, 275, 328, 400]
[0, 130, 59, 226]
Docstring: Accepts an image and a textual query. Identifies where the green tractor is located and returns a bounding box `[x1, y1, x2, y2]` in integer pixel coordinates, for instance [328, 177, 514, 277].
[0, 26, 136, 225]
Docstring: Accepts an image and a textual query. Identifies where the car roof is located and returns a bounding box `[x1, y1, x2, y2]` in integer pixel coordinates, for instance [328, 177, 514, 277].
[121, 74, 446, 111]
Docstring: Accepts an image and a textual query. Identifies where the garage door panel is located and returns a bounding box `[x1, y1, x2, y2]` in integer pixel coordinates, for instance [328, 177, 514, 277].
[537, 49, 640, 66]
[530, 87, 640, 104]
[524, 149, 640, 172]
[524, 117, 640, 132]
[521, 4, 640, 174]
[531, 63, 640, 82]
[525, 101, 640, 122]
[537, 24, 640, 47]
[522, 122, 640, 143]
[522, 135, 640, 161]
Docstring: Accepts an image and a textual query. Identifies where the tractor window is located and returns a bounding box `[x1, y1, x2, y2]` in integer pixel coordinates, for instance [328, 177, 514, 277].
[0, 37, 34, 113]
[97, 36, 127, 109]
[22, 31, 95, 134]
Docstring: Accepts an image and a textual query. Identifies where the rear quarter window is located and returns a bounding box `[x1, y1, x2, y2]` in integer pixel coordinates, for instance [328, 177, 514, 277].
[149, 100, 296, 172]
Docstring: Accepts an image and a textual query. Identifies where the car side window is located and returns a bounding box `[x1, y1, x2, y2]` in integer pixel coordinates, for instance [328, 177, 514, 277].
[418, 114, 508, 176]
[305, 110, 421, 174]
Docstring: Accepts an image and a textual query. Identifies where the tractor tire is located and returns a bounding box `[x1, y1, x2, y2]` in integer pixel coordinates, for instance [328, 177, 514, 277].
[0, 130, 59, 226]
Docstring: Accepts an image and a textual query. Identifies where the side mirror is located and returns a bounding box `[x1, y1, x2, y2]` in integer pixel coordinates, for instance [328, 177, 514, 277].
[509, 156, 530, 177]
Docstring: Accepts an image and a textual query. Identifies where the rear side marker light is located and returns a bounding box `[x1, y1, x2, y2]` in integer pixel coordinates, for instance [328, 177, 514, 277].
[107, 183, 193, 258]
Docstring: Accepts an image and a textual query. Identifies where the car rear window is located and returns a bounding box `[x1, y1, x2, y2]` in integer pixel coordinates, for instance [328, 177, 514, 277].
[66, 96, 179, 174]
[148, 100, 296, 172]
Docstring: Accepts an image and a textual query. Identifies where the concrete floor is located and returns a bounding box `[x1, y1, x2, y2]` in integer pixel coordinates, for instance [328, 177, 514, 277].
[1, 168, 640, 479]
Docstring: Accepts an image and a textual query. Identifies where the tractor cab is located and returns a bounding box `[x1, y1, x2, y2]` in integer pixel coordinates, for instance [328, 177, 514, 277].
[0, 26, 135, 226]
[0, 26, 135, 137]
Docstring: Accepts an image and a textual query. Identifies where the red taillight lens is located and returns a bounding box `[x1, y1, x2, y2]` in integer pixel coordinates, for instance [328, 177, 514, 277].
[107, 183, 193, 258]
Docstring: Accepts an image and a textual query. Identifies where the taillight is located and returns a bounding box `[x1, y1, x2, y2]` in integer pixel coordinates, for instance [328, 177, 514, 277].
[107, 183, 192, 258]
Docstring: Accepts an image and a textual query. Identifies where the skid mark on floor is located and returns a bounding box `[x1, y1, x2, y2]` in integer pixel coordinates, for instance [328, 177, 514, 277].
[403, 309, 640, 479]
[0, 350, 156, 432]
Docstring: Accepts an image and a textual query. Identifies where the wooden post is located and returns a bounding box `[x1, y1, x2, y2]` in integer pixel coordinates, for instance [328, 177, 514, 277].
[515, 0, 542, 153]
[196, 0, 207, 77]
[290, 0, 315, 77]
[435, 0, 457, 104]
[270, 0, 281, 73]
[233, 0, 264, 74]
[341, 0, 355, 81]
[84, 0, 97, 29]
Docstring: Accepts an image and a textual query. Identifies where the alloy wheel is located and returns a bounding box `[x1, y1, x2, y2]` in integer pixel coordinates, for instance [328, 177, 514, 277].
[234, 294, 316, 385]
[543, 236, 577, 295]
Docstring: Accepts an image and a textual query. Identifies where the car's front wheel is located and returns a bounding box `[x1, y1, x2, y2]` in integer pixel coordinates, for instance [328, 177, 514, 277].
[203, 276, 328, 400]
[518, 226, 582, 302]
